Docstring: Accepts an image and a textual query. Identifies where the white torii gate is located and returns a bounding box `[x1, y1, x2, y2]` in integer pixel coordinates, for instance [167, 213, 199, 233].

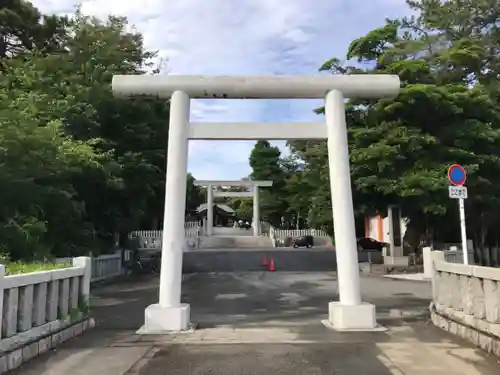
[194, 180, 273, 237]
[112, 74, 400, 334]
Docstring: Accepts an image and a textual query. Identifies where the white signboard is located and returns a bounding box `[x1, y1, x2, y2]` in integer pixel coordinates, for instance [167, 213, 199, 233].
[448, 185, 468, 199]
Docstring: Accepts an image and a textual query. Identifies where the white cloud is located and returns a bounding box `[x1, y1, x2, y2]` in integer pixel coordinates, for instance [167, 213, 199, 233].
[32, 0, 410, 180]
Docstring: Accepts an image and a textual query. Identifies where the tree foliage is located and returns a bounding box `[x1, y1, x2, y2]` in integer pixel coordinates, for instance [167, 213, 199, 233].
[245, 0, 500, 253]
[0, 2, 200, 260]
[248, 141, 291, 227]
[287, 0, 500, 249]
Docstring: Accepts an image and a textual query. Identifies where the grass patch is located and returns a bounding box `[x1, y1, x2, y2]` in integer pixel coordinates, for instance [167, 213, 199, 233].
[4, 261, 72, 275]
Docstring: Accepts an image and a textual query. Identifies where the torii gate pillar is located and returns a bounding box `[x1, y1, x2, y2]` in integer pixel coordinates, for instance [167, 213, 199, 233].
[252, 186, 260, 236]
[112, 74, 400, 334]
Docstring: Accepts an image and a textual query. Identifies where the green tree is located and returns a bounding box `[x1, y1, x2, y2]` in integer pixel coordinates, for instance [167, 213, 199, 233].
[0, 65, 110, 259]
[249, 141, 289, 226]
[186, 174, 205, 214]
[284, 144, 335, 232]
[0, 3, 205, 259]
[289, 0, 500, 252]
[0, 0, 68, 60]
[229, 198, 253, 221]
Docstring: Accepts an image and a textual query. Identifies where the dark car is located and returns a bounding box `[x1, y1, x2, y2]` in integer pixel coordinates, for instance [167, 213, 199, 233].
[236, 220, 251, 229]
[357, 237, 388, 252]
[292, 235, 314, 248]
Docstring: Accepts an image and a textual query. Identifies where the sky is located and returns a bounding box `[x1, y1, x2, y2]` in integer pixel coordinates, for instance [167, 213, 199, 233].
[32, 0, 410, 180]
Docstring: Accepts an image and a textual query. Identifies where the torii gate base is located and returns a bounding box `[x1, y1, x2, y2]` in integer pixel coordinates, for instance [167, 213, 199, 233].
[113, 74, 400, 334]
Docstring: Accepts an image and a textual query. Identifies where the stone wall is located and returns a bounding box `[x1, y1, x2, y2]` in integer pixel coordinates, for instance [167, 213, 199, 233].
[430, 251, 500, 356]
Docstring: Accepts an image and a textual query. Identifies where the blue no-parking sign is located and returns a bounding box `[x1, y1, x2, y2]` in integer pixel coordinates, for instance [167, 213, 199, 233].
[448, 164, 467, 186]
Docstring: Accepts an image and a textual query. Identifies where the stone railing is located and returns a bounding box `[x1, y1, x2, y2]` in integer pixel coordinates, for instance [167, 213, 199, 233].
[56, 250, 130, 283]
[430, 250, 500, 356]
[0, 257, 95, 372]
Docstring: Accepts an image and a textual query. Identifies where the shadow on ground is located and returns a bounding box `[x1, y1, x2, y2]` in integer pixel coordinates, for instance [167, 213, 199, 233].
[144, 343, 399, 374]
[90, 275, 159, 330]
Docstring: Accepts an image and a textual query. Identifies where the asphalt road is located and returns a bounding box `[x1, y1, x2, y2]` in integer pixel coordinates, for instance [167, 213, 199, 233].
[183, 248, 382, 272]
[12, 271, 500, 375]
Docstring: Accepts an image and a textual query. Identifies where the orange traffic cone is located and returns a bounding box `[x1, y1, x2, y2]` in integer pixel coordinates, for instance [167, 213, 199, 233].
[262, 255, 268, 267]
[269, 257, 275, 272]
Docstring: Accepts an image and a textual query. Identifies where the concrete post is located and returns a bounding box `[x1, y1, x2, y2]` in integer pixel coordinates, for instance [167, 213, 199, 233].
[324, 90, 379, 330]
[387, 205, 395, 256]
[253, 186, 260, 236]
[0, 264, 4, 338]
[206, 184, 214, 236]
[430, 250, 445, 302]
[73, 257, 91, 302]
[142, 90, 191, 333]
[423, 246, 433, 279]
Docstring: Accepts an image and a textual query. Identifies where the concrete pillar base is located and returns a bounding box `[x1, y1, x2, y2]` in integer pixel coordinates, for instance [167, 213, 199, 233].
[137, 303, 191, 334]
[323, 302, 387, 332]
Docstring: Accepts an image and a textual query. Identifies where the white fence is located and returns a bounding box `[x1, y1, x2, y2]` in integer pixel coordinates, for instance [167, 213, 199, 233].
[0, 257, 91, 353]
[268, 226, 331, 247]
[130, 222, 330, 250]
[129, 221, 202, 250]
[131, 222, 327, 243]
[130, 221, 201, 247]
[271, 228, 329, 238]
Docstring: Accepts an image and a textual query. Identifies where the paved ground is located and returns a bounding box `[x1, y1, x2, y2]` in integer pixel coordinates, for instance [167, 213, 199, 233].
[11, 271, 500, 375]
[383, 273, 429, 281]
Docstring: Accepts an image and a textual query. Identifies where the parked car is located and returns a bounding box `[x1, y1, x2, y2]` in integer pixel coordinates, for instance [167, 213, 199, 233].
[237, 220, 252, 229]
[292, 235, 314, 248]
[357, 237, 388, 252]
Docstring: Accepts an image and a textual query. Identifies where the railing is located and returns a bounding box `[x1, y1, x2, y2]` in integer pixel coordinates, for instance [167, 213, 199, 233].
[131, 221, 201, 243]
[56, 250, 128, 283]
[129, 221, 202, 250]
[431, 242, 500, 267]
[443, 249, 474, 264]
[267, 226, 330, 247]
[260, 221, 271, 236]
[429, 250, 500, 356]
[0, 257, 91, 351]
[272, 228, 329, 239]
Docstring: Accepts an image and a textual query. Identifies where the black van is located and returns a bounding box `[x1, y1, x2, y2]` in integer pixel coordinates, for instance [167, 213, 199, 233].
[292, 235, 314, 248]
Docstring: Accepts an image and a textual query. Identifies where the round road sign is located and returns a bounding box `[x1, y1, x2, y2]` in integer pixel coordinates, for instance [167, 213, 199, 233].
[448, 164, 466, 186]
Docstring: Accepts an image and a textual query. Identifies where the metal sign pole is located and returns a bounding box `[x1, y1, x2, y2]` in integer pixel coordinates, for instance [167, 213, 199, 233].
[447, 164, 468, 265]
[458, 198, 468, 265]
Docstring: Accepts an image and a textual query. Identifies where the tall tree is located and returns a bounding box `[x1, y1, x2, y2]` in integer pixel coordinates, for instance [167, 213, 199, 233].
[0, 3, 203, 259]
[249, 141, 289, 226]
[186, 174, 204, 214]
[0, 0, 68, 60]
[289, 0, 500, 251]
